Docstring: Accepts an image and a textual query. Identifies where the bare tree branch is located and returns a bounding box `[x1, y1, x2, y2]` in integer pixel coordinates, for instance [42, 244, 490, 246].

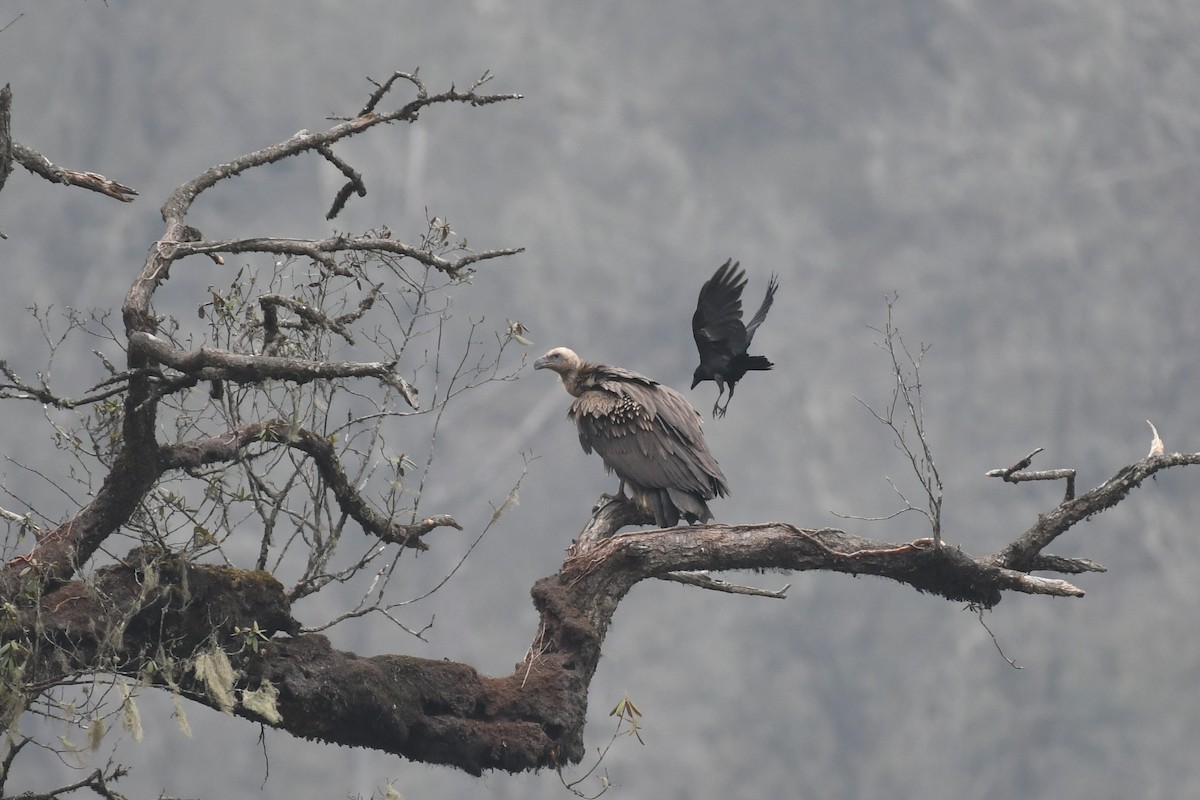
[985, 447, 1077, 500]
[156, 420, 460, 552]
[171, 235, 523, 281]
[258, 285, 382, 348]
[12, 140, 137, 202]
[129, 330, 399, 386]
[2, 764, 132, 800]
[0, 84, 12, 206]
[657, 571, 791, 597]
[988, 450, 1200, 570]
[0, 358, 152, 410]
[123, 76, 522, 336]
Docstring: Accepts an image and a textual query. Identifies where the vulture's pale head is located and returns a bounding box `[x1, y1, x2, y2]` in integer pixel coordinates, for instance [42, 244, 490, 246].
[535, 347, 589, 396]
[533, 347, 582, 376]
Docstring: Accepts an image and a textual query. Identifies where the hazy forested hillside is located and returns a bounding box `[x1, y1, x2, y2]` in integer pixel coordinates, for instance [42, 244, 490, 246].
[3, 2, 1200, 798]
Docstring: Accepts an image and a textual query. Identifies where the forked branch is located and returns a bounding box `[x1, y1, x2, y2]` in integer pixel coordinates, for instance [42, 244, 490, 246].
[985, 447, 1077, 500]
[158, 419, 461, 551]
[987, 447, 1200, 571]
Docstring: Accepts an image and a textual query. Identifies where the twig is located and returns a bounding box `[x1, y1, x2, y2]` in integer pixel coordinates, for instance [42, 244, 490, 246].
[971, 605, 1022, 669]
[0, 735, 31, 794]
[1147, 419, 1164, 456]
[0, 358, 148, 409]
[558, 710, 634, 799]
[357, 71, 428, 116]
[0, 504, 29, 525]
[985, 448, 1077, 501]
[521, 620, 550, 688]
[658, 571, 790, 597]
[0, 14, 24, 36]
[854, 294, 944, 546]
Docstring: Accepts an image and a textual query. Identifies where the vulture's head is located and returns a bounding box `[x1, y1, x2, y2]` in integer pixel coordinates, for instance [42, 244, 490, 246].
[534, 346, 582, 377]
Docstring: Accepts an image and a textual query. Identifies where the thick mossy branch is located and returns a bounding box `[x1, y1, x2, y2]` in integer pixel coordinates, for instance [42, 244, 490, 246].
[2, 450, 1193, 775]
[9, 549, 297, 690]
[246, 636, 579, 774]
[565, 524, 1017, 608]
[10, 552, 583, 775]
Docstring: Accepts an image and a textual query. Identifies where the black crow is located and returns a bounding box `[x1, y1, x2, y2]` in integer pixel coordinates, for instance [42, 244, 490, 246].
[690, 259, 778, 418]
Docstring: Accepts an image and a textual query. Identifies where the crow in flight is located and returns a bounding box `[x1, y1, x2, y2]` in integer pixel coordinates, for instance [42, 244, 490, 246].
[690, 259, 779, 418]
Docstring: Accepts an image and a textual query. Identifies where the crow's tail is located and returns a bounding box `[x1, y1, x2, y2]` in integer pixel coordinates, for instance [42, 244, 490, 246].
[739, 355, 774, 372]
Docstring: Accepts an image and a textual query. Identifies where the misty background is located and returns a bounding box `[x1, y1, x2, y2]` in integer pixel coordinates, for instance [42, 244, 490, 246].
[3, 1, 1200, 798]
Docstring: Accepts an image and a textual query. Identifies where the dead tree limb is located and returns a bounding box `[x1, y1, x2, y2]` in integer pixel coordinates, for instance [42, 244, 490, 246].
[8, 448, 1189, 775]
[985, 447, 1077, 500]
[988, 450, 1200, 570]
[0, 84, 12, 202]
[11, 139, 137, 202]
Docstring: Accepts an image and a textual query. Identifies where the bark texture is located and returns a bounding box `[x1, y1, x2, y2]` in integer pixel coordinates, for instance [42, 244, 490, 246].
[8, 450, 1194, 773]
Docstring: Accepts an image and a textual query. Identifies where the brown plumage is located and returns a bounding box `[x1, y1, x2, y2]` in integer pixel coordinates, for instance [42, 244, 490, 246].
[534, 347, 730, 527]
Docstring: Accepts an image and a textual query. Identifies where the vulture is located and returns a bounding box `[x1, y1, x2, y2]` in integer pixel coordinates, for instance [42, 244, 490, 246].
[534, 347, 729, 527]
[690, 259, 779, 418]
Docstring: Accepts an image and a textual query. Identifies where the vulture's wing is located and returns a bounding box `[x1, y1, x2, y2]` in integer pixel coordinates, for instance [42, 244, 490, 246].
[692, 260, 749, 360]
[570, 376, 728, 499]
